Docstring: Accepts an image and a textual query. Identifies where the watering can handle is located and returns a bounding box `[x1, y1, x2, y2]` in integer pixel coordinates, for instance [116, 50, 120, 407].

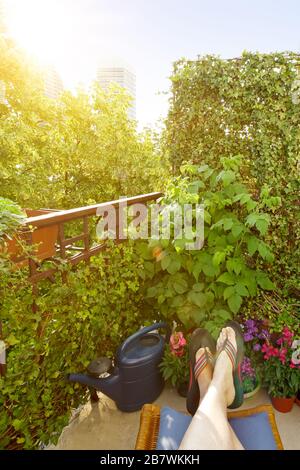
[119, 322, 171, 357]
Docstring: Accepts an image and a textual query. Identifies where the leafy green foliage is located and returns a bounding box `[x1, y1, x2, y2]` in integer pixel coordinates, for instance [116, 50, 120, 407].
[0, 243, 149, 449]
[139, 156, 275, 338]
[0, 37, 167, 210]
[159, 346, 189, 387]
[0, 197, 26, 240]
[165, 52, 299, 292]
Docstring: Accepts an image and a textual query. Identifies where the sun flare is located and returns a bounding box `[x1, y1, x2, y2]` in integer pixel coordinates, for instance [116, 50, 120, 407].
[6, 0, 71, 67]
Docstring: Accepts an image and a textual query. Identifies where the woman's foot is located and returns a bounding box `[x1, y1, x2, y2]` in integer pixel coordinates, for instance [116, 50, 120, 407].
[213, 327, 236, 407]
[195, 347, 213, 400]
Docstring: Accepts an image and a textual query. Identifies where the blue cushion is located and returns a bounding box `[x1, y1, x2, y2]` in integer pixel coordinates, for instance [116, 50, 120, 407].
[156, 406, 279, 450]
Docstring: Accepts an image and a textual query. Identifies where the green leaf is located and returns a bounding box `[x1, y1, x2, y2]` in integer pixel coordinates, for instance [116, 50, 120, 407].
[171, 295, 185, 307]
[226, 258, 243, 275]
[256, 219, 269, 235]
[256, 273, 275, 290]
[187, 291, 207, 308]
[137, 242, 153, 260]
[212, 309, 232, 321]
[247, 237, 259, 256]
[167, 257, 181, 275]
[243, 273, 257, 296]
[213, 251, 226, 267]
[223, 285, 235, 300]
[204, 210, 211, 225]
[245, 213, 259, 227]
[192, 262, 202, 281]
[192, 283, 205, 292]
[228, 293, 242, 314]
[231, 223, 244, 238]
[217, 272, 235, 285]
[202, 263, 219, 277]
[173, 277, 189, 294]
[189, 306, 206, 323]
[235, 282, 249, 297]
[147, 286, 157, 298]
[218, 170, 236, 187]
[258, 242, 274, 262]
[161, 255, 171, 270]
[224, 218, 234, 231]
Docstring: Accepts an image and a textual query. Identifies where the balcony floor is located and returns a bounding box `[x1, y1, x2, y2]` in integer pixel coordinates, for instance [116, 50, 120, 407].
[51, 387, 300, 450]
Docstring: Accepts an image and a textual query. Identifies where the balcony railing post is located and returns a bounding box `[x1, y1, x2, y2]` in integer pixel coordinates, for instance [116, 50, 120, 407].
[83, 216, 89, 255]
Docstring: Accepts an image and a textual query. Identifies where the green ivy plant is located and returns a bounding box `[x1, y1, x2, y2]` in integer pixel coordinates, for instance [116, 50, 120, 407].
[165, 52, 300, 294]
[0, 243, 149, 449]
[0, 197, 26, 241]
[138, 155, 275, 338]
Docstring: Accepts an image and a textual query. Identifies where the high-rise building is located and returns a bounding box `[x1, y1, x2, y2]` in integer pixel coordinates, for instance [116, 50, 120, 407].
[97, 61, 136, 120]
[44, 65, 64, 100]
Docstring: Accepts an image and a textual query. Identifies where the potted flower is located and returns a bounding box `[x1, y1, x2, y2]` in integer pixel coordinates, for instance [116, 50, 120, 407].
[260, 327, 300, 412]
[160, 329, 189, 396]
[240, 319, 269, 397]
[241, 356, 261, 399]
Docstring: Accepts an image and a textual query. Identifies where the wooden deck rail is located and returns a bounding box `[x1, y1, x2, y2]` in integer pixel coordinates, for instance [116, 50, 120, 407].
[22, 192, 163, 285]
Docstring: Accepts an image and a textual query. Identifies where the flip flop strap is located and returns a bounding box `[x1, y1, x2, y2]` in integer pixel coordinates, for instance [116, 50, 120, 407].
[223, 338, 237, 370]
[194, 349, 213, 380]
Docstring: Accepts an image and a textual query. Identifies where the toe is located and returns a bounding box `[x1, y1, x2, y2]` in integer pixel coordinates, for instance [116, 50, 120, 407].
[226, 327, 236, 348]
[217, 328, 227, 351]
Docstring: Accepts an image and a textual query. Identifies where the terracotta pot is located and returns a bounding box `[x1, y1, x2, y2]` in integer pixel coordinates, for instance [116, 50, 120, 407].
[295, 391, 300, 407]
[271, 396, 295, 413]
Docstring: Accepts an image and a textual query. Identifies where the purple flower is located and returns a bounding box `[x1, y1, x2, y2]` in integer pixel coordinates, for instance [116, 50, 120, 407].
[258, 329, 270, 340]
[245, 319, 256, 329]
[241, 357, 256, 378]
[244, 332, 254, 342]
[253, 343, 261, 351]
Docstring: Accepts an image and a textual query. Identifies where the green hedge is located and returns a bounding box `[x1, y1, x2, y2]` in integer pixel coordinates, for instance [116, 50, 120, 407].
[165, 52, 300, 289]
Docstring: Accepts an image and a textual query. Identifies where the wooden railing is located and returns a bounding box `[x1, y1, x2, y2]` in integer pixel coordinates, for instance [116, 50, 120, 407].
[21, 192, 163, 286]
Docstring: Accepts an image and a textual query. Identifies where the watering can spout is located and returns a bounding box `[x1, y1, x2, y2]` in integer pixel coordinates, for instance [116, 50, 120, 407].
[68, 371, 121, 402]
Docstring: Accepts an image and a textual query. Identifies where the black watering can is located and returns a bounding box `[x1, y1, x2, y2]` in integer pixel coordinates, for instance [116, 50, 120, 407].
[68, 322, 170, 412]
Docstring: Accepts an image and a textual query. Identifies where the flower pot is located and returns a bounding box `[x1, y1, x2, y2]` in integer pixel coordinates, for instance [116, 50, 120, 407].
[271, 396, 295, 413]
[244, 380, 261, 399]
[295, 391, 300, 407]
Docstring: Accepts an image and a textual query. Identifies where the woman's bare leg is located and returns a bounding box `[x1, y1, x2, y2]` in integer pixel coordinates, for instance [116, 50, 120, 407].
[179, 327, 244, 450]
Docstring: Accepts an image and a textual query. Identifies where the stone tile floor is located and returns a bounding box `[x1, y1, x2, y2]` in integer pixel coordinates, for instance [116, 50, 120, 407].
[52, 387, 300, 450]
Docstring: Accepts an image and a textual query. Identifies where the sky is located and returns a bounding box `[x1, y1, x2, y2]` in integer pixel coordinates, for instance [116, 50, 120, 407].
[4, 0, 300, 128]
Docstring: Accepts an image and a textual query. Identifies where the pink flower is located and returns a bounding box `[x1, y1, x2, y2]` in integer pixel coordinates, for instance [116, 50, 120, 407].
[170, 332, 186, 357]
[290, 363, 296, 369]
[279, 349, 287, 364]
[261, 342, 280, 360]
